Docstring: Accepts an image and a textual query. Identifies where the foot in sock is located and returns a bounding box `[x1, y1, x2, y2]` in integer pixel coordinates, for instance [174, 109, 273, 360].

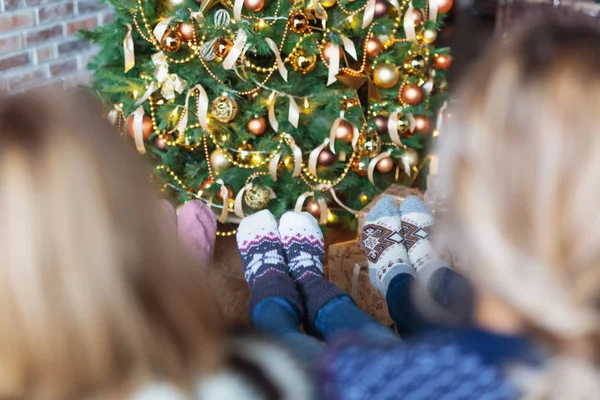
[400, 196, 449, 284]
[361, 196, 414, 296]
[236, 210, 303, 316]
[279, 211, 347, 324]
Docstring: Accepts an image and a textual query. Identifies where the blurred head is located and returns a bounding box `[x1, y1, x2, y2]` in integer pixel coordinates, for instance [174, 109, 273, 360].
[0, 91, 224, 399]
[438, 20, 600, 397]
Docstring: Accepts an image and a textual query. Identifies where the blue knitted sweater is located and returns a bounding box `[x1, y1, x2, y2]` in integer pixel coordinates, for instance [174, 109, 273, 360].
[318, 328, 540, 400]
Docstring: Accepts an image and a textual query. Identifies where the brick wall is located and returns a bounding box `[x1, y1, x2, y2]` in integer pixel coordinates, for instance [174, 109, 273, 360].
[0, 0, 111, 93]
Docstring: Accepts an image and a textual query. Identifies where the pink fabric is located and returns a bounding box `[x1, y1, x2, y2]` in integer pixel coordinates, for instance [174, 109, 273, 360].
[176, 200, 217, 266]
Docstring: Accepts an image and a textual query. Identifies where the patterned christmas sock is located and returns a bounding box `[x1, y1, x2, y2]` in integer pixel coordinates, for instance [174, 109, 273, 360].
[361, 196, 415, 296]
[236, 210, 303, 317]
[279, 211, 347, 324]
[400, 196, 450, 284]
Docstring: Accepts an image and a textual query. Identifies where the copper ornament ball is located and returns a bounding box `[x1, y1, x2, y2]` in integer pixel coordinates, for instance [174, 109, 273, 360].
[434, 54, 452, 69]
[410, 9, 424, 26]
[322, 42, 344, 63]
[364, 37, 383, 57]
[305, 199, 321, 218]
[216, 185, 235, 202]
[373, 115, 388, 135]
[376, 157, 394, 173]
[318, 148, 336, 167]
[154, 135, 170, 150]
[199, 177, 214, 191]
[289, 12, 309, 33]
[127, 115, 154, 140]
[178, 22, 196, 42]
[213, 38, 233, 58]
[438, 0, 454, 14]
[414, 115, 432, 134]
[247, 116, 267, 136]
[400, 83, 424, 106]
[335, 119, 354, 143]
[373, 64, 400, 89]
[374, 0, 390, 17]
[244, 0, 265, 12]
[161, 29, 182, 52]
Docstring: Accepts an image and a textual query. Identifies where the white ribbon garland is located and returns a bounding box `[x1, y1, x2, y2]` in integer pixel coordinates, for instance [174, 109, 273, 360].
[215, 179, 229, 223]
[234, 183, 276, 218]
[265, 38, 288, 81]
[339, 35, 357, 60]
[132, 106, 146, 154]
[294, 192, 328, 224]
[108, 104, 123, 127]
[223, 28, 247, 70]
[153, 16, 175, 42]
[124, 24, 135, 73]
[362, 0, 376, 29]
[328, 113, 344, 154]
[404, 4, 417, 41]
[329, 188, 358, 214]
[327, 43, 340, 86]
[428, 0, 439, 22]
[368, 148, 393, 185]
[286, 134, 303, 177]
[268, 92, 299, 132]
[177, 84, 209, 134]
[269, 151, 283, 181]
[233, 0, 244, 21]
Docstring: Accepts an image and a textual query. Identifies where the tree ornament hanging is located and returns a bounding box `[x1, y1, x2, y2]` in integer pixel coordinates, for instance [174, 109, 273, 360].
[422, 29, 438, 44]
[335, 119, 354, 143]
[404, 55, 426, 74]
[305, 199, 321, 218]
[244, 185, 272, 210]
[414, 115, 432, 134]
[154, 135, 170, 150]
[236, 143, 254, 162]
[213, 38, 233, 58]
[400, 148, 419, 170]
[373, 115, 388, 135]
[161, 28, 183, 52]
[320, 0, 336, 8]
[210, 95, 238, 123]
[247, 116, 267, 135]
[374, 0, 390, 17]
[127, 115, 153, 140]
[244, 0, 265, 12]
[289, 12, 310, 33]
[358, 135, 381, 158]
[364, 37, 383, 57]
[199, 177, 215, 192]
[177, 22, 196, 42]
[376, 156, 394, 173]
[353, 158, 369, 176]
[399, 83, 424, 105]
[434, 54, 452, 69]
[373, 64, 400, 88]
[216, 185, 235, 202]
[438, 0, 454, 13]
[318, 148, 336, 166]
[322, 42, 344, 63]
[292, 49, 317, 74]
[210, 148, 232, 172]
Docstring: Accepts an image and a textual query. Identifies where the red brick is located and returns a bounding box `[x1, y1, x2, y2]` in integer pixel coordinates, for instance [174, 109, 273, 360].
[76, 0, 109, 15]
[7, 66, 48, 91]
[50, 57, 77, 76]
[4, 0, 24, 11]
[66, 16, 97, 35]
[0, 34, 23, 53]
[25, 0, 61, 6]
[25, 24, 63, 46]
[0, 11, 34, 33]
[57, 38, 90, 56]
[38, 2, 74, 23]
[36, 45, 55, 63]
[0, 52, 30, 72]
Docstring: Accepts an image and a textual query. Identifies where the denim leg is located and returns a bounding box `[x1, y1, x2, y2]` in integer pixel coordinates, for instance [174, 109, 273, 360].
[313, 296, 398, 343]
[251, 297, 322, 367]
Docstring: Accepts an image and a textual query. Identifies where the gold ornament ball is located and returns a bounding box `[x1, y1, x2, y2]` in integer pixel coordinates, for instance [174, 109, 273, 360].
[247, 116, 267, 136]
[364, 37, 383, 57]
[397, 114, 411, 136]
[335, 119, 354, 143]
[373, 115, 388, 135]
[178, 22, 196, 42]
[373, 64, 400, 89]
[318, 148, 336, 167]
[244, 185, 272, 210]
[216, 185, 235, 202]
[236, 143, 254, 163]
[127, 115, 154, 140]
[376, 157, 394, 173]
[422, 29, 438, 44]
[401, 148, 419, 169]
[353, 158, 369, 176]
[414, 115, 432, 134]
[161, 28, 182, 52]
[210, 148, 232, 172]
[292, 50, 317, 74]
[320, 0, 336, 7]
[289, 12, 309, 33]
[211, 95, 238, 123]
[244, 0, 265, 12]
[250, 153, 264, 166]
[404, 55, 426, 74]
[400, 83, 424, 106]
[359, 135, 382, 158]
[305, 199, 321, 218]
[434, 54, 452, 69]
[438, 0, 454, 13]
[377, 34, 391, 47]
[322, 42, 344, 63]
[374, 0, 390, 17]
[213, 37, 233, 58]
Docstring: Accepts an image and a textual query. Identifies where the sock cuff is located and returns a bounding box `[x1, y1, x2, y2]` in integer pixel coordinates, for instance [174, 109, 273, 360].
[416, 258, 450, 283]
[380, 262, 415, 294]
[297, 276, 348, 324]
[248, 274, 304, 319]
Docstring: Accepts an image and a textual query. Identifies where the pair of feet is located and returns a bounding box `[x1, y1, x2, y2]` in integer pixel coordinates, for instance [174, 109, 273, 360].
[236, 210, 346, 325]
[362, 196, 448, 296]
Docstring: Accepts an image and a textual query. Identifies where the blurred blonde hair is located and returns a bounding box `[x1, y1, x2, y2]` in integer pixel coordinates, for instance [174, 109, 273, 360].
[437, 20, 600, 399]
[0, 91, 224, 399]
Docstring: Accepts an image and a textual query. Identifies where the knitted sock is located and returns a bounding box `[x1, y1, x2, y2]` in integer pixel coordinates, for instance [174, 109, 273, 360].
[177, 200, 217, 266]
[236, 210, 303, 317]
[400, 196, 450, 285]
[279, 211, 347, 324]
[361, 196, 414, 296]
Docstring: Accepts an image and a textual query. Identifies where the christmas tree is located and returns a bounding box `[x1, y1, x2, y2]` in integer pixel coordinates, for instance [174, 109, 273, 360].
[84, 0, 452, 235]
